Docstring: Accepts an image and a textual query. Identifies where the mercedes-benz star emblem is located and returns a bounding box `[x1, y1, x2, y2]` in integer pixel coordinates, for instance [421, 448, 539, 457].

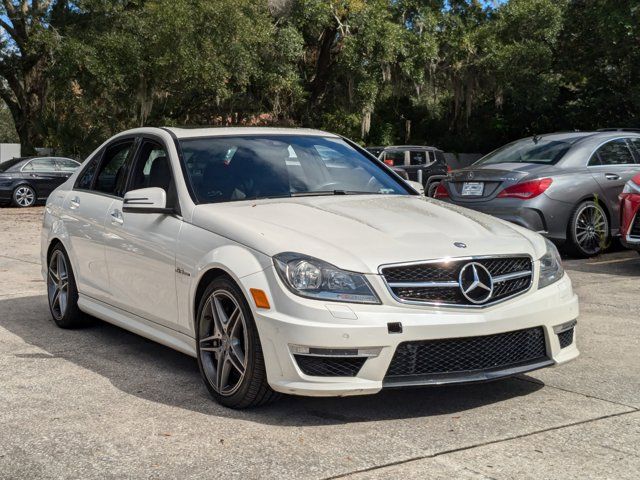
[459, 262, 493, 304]
[468, 171, 474, 179]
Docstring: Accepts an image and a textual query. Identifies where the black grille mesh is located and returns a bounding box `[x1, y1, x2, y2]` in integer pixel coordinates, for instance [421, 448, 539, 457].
[558, 328, 574, 349]
[382, 257, 532, 306]
[385, 327, 547, 378]
[294, 355, 366, 377]
[631, 214, 640, 237]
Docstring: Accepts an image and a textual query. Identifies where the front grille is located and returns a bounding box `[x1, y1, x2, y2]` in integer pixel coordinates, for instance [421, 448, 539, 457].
[558, 328, 574, 349]
[381, 256, 532, 306]
[294, 355, 366, 377]
[385, 327, 547, 381]
[631, 214, 640, 237]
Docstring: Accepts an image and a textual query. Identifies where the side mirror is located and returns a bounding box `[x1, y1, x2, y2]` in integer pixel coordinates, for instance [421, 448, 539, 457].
[406, 180, 425, 196]
[123, 187, 172, 214]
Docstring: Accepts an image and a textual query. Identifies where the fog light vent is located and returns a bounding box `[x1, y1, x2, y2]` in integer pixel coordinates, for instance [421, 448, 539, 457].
[294, 355, 366, 377]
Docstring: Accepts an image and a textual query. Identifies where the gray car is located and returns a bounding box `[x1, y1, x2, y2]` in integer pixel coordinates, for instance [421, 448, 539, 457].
[435, 130, 640, 256]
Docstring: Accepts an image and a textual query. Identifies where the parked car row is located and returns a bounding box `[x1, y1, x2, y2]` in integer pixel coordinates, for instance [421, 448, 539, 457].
[0, 156, 80, 207]
[420, 130, 640, 257]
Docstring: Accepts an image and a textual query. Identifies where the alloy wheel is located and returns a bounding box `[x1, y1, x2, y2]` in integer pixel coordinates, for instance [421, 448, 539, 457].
[198, 290, 249, 396]
[47, 250, 69, 320]
[574, 203, 607, 255]
[14, 186, 35, 207]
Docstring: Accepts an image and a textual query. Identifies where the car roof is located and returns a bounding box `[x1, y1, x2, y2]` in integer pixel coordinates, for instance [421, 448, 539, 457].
[382, 145, 441, 151]
[163, 126, 339, 139]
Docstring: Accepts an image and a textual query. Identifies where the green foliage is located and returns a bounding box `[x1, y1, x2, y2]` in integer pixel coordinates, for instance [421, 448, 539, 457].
[1, 0, 639, 157]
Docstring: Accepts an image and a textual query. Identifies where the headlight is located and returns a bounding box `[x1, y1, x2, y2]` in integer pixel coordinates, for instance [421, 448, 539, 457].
[274, 252, 380, 304]
[538, 238, 564, 289]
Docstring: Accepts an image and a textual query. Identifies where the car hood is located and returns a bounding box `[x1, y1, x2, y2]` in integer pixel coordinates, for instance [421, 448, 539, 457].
[191, 195, 546, 273]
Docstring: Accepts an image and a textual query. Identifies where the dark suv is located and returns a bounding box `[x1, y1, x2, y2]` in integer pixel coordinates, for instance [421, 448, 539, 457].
[377, 146, 449, 196]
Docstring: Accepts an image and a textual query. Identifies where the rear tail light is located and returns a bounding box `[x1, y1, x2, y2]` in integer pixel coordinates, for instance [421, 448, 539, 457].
[497, 178, 552, 200]
[446, 165, 452, 173]
[434, 183, 449, 198]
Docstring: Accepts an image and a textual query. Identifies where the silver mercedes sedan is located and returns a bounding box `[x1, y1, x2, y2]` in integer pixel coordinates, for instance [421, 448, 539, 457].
[435, 130, 640, 256]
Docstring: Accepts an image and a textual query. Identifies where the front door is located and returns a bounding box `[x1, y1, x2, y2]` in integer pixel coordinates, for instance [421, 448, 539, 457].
[102, 138, 183, 331]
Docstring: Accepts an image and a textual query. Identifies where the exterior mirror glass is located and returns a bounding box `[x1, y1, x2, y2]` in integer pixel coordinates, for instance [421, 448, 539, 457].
[122, 187, 171, 214]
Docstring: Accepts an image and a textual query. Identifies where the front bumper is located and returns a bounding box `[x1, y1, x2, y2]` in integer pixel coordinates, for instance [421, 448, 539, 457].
[242, 266, 579, 397]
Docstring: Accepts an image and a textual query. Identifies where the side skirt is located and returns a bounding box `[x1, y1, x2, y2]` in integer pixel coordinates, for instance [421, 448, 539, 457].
[78, 294, 197, 358]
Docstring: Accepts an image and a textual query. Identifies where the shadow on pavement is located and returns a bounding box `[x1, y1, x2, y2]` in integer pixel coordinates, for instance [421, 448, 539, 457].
[563, 249, 640, 277]
[1, 294, 544, 426]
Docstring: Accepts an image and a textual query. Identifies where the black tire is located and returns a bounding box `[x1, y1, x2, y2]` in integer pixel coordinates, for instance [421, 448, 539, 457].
[12, 184, 36, 208]
[47, 244, 87, 328]
[566, 200, 610, 258]
[196, 276, 279, 409]
[427, 181, 440, 198]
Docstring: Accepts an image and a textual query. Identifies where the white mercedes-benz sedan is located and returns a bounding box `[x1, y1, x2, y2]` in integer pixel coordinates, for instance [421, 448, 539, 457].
[41, 127, 579, 408]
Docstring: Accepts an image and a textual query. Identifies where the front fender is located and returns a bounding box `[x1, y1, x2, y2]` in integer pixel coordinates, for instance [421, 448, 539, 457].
[185, 242, 272, 332]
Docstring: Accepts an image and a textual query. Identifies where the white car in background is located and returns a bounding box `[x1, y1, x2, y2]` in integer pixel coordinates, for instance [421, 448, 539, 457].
[41, 127, 579, 408]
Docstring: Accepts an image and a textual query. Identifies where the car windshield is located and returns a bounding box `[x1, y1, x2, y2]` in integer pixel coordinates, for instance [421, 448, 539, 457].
[179, 135, 409, 203]
[0, 158, 25, 172]
[475, 138, 574, 166]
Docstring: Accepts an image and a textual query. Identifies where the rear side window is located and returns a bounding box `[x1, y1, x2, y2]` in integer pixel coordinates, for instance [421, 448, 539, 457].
[628, 138, 640, 160]
[382, 150, 405, 166]
[55, 159, 80, 172]
[23, 159, 57, 172]
[76, 154, 101, 190]
[94, 141, 134, 196]
[592, 139, 636, 166]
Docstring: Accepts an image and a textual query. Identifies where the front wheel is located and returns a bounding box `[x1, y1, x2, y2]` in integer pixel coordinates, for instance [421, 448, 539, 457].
[12, 185, 36, 207]
[196, 277, 278, 408]
[566, 200, 609, 257]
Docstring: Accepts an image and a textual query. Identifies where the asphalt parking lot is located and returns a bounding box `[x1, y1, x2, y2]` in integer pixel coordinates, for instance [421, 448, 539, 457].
[0, 206, 639, 479]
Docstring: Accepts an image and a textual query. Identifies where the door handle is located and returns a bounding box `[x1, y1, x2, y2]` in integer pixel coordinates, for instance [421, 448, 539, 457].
[110, 209, 124, 225]
[69, 196, 80, 209]
[605, 173, 620, 180]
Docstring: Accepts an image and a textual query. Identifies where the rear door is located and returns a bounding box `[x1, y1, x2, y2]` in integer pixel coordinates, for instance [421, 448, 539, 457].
[21, 158, 60, 198]
[63, 139, 135, 302]
[589, 138, 639, 227]
[54, 158, 81, 183]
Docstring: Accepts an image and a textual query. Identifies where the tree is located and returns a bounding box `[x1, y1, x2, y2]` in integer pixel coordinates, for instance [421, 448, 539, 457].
[0, 0, 69, 154]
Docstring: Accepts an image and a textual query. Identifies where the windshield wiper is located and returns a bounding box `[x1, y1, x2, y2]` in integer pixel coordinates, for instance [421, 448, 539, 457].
[290, 190, 379, 197]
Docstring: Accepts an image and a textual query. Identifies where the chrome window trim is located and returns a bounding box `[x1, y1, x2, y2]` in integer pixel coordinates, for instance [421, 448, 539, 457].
[378, 254, 534, 309]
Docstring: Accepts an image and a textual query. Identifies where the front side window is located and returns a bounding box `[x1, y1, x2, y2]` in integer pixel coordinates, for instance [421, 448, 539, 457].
[94, 141, 133, 196]
[129, 141, 172, 192]
[476, 138, 575, 166]
[592, 139, 636, 166]
[180, 135, 409, 204]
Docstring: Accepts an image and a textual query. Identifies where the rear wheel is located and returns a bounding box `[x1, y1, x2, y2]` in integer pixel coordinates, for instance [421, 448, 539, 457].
[47, 245, 86, 328]
[196, 276, 278, 409]
[566, 200, 609, 257]
[12, 185, 36, 207]
[427, 181, 440, 198]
